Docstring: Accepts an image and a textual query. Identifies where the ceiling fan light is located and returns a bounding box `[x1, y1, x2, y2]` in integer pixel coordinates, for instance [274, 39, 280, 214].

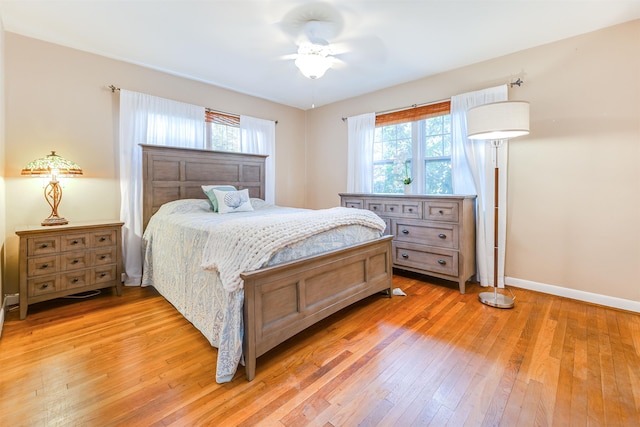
[295, 52, 332, 79]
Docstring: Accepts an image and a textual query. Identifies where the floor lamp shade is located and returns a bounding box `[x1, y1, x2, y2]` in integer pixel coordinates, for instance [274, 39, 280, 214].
[465, 101, 530, 308]
[467, 101, 530, 140]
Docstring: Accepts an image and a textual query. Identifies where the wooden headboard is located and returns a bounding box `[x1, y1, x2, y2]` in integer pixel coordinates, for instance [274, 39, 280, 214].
[141, 144, 267, 229]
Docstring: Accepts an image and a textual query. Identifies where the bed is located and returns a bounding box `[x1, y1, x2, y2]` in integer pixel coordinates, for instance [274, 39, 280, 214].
[140, 144, 393, 382]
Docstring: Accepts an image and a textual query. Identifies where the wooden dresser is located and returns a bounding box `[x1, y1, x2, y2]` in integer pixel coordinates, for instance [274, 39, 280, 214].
[340, 193, 476, 293]
[16, 220, 124, 319]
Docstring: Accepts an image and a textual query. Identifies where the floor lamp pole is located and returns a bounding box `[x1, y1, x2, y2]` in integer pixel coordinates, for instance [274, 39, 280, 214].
[478, 141, 515, 309]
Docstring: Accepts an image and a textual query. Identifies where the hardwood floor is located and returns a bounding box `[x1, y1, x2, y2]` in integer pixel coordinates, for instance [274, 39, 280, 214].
[1, 273, 639, 426]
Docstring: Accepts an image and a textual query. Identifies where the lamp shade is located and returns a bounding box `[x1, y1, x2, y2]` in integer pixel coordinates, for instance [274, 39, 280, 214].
[467, 101, 530, 140]
[21, 151, 83, 177]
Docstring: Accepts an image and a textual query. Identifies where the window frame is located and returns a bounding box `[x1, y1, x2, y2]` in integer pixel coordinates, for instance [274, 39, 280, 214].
[373, 101, 451, 194]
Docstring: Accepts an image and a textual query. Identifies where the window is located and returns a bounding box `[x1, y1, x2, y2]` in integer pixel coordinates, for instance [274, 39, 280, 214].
[373, 101, 451, 194]
[205, 110, 240, 152]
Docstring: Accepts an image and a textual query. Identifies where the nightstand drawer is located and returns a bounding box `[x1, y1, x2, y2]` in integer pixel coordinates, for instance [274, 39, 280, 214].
[27, 236, 60, 256]
[63, 270, 91, 290]
[63, 251, 90, 270]
[424, 201, 460, 222]
[28, 275, 60, 296]
[27, 256, 59, 277]
[93, 247, 117, 266]
[393, 220, 458, 249]
[393, 243, 458, 276]
[94, 265, 117, 284]
[61, 233, 90, 252]
[92, 230, 117, 247]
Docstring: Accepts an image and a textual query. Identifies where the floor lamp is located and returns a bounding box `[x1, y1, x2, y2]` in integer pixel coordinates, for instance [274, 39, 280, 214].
[466, 101, 530, 308]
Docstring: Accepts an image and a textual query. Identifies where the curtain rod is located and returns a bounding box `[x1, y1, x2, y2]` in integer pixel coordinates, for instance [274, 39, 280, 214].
[341, 98, 449, 122]
[340, 78, 525, 122]
[108, 85, 277, 124]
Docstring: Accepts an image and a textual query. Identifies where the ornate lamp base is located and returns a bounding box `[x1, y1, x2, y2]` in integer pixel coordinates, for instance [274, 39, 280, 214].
[41, 180, 69, 226]
[41, 216, 68, 226]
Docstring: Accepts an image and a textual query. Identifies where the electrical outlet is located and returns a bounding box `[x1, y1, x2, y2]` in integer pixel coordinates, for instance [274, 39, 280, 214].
[4, 293, 19, 306]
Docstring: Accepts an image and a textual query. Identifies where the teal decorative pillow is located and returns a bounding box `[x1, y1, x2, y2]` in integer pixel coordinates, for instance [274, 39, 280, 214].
[213, 188, 254, 214]
[202, 185, 236, 212]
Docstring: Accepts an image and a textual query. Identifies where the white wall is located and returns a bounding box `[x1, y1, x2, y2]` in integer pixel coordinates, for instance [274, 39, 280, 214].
[0, 19, 6, 332]
[2, 33, 306, 294]
[2, 20, 639, 310]
[304, 20, 640, 306]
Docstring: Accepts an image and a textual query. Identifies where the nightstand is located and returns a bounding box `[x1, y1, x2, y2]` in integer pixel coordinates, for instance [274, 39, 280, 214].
[16, 220, 124, 319]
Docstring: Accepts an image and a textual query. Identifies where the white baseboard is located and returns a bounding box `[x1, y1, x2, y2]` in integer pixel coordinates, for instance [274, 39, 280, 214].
[505, 276, 640, 313]
[0, 299, 5, 338]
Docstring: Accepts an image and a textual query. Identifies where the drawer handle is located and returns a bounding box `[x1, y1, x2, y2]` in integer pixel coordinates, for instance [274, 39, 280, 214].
[100, 255, 107, 260]
[408, 208, 413, 212]
[438, 210, 444, 214]
[401, 253, 409, 259]
[372, 206, 377, 210]
[438, 259, 446, 265]
[71, 259, 79, 264]
[41, 263, 49, 268]
[389, 207, 394, 211]
[438, 233, 447, 239]
[100, 273, 107, 278]
[72, 240, 79, 245]
[99, 237, 107, 242]
[72, 278, 79, 283]
[41, 243, 48, 248]
[402, 229, 409, 234]
[40, 283, 49, 289]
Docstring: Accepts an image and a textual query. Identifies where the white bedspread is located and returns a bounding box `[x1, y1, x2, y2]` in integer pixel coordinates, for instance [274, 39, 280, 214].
[201, 207, 385, 292]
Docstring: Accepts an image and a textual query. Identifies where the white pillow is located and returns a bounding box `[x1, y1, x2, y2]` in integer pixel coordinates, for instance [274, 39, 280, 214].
[201, 185, 236, 211]
[213, 188, 254, 214]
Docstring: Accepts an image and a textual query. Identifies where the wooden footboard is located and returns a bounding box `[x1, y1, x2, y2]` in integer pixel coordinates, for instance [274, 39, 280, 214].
[240, 235, 393, 381]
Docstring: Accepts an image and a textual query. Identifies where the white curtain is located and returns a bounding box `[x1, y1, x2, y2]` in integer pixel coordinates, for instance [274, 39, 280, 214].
[240, 115, 276, 204]
[119, 90, 205, 285]
[451, 85, 508, 287]
[346, 112, 375, 193]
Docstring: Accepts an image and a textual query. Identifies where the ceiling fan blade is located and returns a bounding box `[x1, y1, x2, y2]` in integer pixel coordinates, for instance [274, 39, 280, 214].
[277, 1, 344, 44]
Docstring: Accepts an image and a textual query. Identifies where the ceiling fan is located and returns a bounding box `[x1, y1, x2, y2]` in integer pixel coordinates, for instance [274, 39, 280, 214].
[278, 2, 384, 80]
[293, 20, 338, 79]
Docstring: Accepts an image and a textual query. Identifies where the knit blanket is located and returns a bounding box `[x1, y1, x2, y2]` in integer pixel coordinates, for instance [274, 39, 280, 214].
[201, 207, 386, 292]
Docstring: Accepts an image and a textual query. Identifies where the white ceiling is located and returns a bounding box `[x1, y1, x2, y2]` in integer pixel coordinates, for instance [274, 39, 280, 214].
[1, 1, 639, 110]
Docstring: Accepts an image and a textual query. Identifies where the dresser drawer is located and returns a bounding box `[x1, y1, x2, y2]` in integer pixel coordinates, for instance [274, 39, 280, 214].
[366, 200, 421, 219]
[93, 247, 117, 266]
[27, 256, 59, 277]
[28, 275, 61, 296]
[92, 229, 117, 247]
[94, 265, 117, 284]
[393, 243, 458, 276]
[393, 220, 459, 249]
[63, 251, 90, 270]
[424, 201, 460, 222]
[63, 270, 92, 290]
[27, 236, 60, 256]
[61, 233, 90, 252]
[342, 198, 364, 209]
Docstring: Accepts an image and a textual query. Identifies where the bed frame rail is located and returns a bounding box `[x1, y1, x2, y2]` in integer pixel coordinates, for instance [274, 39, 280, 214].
[241, 235, 393, 381]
